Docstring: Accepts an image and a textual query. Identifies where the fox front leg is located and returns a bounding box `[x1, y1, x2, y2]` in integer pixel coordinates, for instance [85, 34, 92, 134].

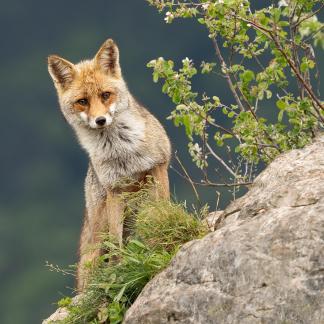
[77, 191, 124, 291]
[77, 202, 107, 290]
[105, 190, 125, 246]
[149, 162, 170, 200]
[77, 164, 107, 291]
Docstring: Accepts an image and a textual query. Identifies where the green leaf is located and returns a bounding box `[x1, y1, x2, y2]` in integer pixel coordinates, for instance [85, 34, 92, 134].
[162, 83, 169, 93]
[276, 100, 286, 110]
[182, 115, 192, 138]
[216, 139, 224, 147]
[308, 60, 315, 69]
[266, 90, 272, 99]
[213, 96, 220, 106]
[300, 62, 308, 73]
[240, 70, 255, 83]
[272, 8, 281, 23]
[58, 297, 72, 308]
[114, 285, 127, 302]
[172, 89, 181, 104]
[153, 71, 159, 83]
[129, 239, 146, 249]
[198, 18, 205, 25]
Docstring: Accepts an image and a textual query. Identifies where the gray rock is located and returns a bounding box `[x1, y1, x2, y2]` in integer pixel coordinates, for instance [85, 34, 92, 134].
[124, 134, 324, 324]
[42, 295, 81, 324]
[42, 307, 69, 324]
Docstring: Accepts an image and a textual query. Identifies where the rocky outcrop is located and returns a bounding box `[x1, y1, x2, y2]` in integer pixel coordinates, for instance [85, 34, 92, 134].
[43, 307, 69, 324]
[124, 135, 324, 323]
[43, 296, 81, 324]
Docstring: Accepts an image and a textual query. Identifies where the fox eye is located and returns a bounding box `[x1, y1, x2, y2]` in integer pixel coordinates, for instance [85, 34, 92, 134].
[77, 98, 88, 106]
[102, 92, 111, 100]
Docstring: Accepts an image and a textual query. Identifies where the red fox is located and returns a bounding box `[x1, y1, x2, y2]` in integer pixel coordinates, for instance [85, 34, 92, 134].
[48, 39, 171, 290]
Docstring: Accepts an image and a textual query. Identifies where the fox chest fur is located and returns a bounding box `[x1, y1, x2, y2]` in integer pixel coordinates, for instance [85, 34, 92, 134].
[75, 108, 160, 188]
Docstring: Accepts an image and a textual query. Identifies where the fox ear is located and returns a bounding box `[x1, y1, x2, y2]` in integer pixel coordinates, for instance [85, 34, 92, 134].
[48, 55, 75, 89]
[95, 39, 121, 78]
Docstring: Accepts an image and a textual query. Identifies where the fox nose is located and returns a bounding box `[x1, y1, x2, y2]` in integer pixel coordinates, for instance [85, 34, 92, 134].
[95, 116, 106, 126]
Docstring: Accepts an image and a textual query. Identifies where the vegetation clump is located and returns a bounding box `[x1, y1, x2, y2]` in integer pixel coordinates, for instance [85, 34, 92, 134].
[135, 199, 208, 252]
[54, 194, 208, 324]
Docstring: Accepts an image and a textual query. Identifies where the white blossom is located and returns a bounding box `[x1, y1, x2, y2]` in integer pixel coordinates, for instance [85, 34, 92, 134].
[202, 3, 209, 10]
[182, 57, 192, 64]
[278, 0, 288, 7]
[193, 143, 202, 154]
[164, 11, 174, 23]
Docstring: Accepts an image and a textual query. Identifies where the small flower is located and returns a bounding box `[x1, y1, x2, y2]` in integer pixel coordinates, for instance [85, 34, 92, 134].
[278, 0, 288, 7]
[164, 11, 174, 23]
[182, 57, 192, 64]
[193, 143, 202, 154]
[202, 3, 209, 10]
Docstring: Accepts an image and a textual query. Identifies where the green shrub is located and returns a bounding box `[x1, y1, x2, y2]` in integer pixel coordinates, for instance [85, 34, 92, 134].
[147, 0, 324, 190]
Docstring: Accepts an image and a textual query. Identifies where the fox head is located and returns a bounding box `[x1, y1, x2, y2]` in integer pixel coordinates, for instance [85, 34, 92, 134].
[48, 39, 128, 129]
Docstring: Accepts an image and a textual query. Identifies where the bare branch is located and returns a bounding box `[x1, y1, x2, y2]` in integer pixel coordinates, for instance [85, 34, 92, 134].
[206, 142, 238, 177]
[174, 152, 201, 203]
[293, 3, 324, 29]
[170, 165, 252, 188]
[199, 180, 253, 188]
[211, 38, 246, 112]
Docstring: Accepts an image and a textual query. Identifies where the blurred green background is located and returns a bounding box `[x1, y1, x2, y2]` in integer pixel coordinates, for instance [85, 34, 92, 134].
[0, 1, 323, 323]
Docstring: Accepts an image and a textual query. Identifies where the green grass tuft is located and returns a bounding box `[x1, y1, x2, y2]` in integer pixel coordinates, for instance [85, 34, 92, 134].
[54, 192, 208, 324]
[135, 199, 208, 252]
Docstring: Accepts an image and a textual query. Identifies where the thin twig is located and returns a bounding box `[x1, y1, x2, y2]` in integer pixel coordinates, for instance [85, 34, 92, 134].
[202, 116, 208, 182]
[293, 3, 324, 29]
[174, 152, 201, 203]
[215, 191, 221, 211]
[290, 5, 303, 98]
[271, 35, 324, 115]
[212, 38, 246, 112]
[304, 25, 324, 44]
[206, 142, 237, 177]
[196, 180, 253, 187]
[171, 165, 252, 188]
[208, 119, 237, 137]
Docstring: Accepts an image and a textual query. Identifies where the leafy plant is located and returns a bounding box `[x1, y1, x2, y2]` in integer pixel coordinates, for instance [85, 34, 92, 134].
[147, 0, 323, 191]
[61, 239, 172, 324]
[53, 197, 208, 324]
